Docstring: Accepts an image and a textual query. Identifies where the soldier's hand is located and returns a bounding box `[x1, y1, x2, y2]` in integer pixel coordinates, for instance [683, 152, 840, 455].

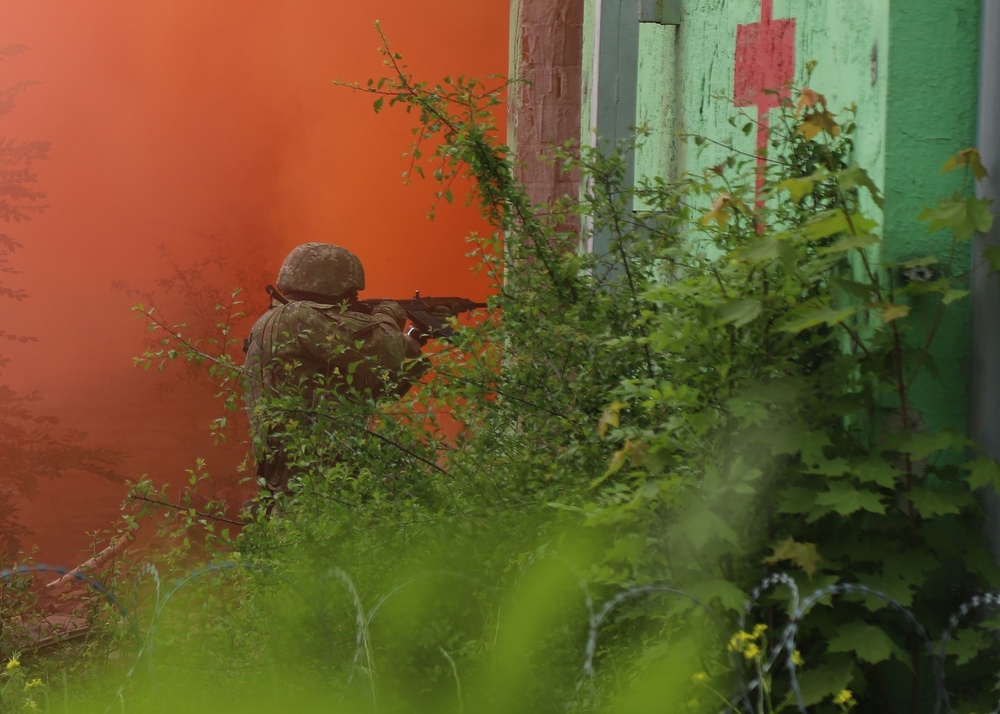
[402, 331, 424, 358]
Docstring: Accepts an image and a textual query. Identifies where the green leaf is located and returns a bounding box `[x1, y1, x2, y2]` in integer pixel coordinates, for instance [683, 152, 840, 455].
[801, 210, 848, 241]
[827, 622, 902, 664]
[850, 213, 880, 234]
[802, 211, 878, 241]
[685, 575, 747, 610]
[945, 628, 994, 666]
[813, 482, 885, 516]
[835, 279, 878, 300]
[794, 655, 854, 707]
[778, 487, 822, 515]
[919, 196, 994, 240]
[673, 505, 739, 551]
[818, 233, 879, 254]
[853, 460, 902, 488]
[592, 447, 627, 487]
[965, 457, 1000, 491]
[837, 166, 885, 208]
[982, 246, 1000, 271]
[806, 458, 849, 476]
[776, 175, 816, 202]
[861, 568, 919, 608]
[942, 289, 969, 305]
[716, 299, 762, 327]
[908, 486, 971, 517]
[779, 303, 856, 333]
[896, 428, 969, 459]
[731, 236, 781, 263]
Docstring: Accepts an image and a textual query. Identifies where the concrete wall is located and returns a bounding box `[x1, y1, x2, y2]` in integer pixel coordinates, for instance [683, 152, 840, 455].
[882, 0, 981, 433]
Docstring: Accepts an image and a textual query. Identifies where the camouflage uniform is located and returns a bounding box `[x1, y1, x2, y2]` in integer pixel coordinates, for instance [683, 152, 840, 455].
[243, 243, 423, 494]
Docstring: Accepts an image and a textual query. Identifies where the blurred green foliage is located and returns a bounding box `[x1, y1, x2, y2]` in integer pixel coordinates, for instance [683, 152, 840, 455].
[51, 38, 1000, 714]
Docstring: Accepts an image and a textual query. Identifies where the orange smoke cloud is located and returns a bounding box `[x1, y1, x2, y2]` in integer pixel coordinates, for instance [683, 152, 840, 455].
[1, 2, 507, 565]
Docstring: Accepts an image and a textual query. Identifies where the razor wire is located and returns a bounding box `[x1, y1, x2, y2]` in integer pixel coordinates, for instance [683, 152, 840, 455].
[3, 563, 1000, 713]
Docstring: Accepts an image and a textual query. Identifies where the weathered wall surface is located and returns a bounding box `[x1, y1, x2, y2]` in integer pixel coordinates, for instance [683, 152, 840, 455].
[509, 0, 584, 208]
[669, 1, 888, 185]
[514, 0, 982, 434]
[635, 22, 678, 198]
[882, 0, 981, 433]
[570, 0, 980, 434]
[779, 1, 889, 188]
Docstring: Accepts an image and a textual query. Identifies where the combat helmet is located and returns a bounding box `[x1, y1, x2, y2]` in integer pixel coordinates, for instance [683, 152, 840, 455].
[276, 242, 365, 300]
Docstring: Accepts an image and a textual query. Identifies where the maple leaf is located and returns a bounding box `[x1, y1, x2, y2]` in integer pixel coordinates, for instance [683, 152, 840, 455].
[919, 196, 994, 240]
[700, 193, 745, 228]
[942, 147, 988, 180]
[875, 302, 911, 323]
[597, 400, 626, 439]
[827, 622, 903, 664]
[797, 110, 841, 141]
[796, 88, 826, 114]
[763, 537, 822, 577]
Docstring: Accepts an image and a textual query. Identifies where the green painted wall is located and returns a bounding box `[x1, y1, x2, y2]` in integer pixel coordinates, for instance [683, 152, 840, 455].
[883, 0, 981, 434]
[671, 0, 763, 175]
[635, 22, 678, 201]
[667, 1, 888, 190]
[777, 1, 889, 193]
[578, 0, 981, 434]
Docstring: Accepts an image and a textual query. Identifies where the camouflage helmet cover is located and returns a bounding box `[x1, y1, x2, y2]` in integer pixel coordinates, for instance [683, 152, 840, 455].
[276, 242, 366, 298]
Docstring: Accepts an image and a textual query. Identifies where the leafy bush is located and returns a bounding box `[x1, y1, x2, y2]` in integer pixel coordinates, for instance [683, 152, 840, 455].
[119, 37, 1000, 712]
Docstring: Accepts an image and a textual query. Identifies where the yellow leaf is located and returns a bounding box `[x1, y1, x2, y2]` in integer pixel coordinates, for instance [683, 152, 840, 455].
[797, 110, 841, 141]
[598, 400, 626, 439]
[942, 148, 988, 180]
[628, 440, 649, 468]
[700, 193, 746, 228]
[776, 176, 816, 202]
[591, 440, 653, 487]
[877, 303, 911, 323]
[796, 88, 826, 113]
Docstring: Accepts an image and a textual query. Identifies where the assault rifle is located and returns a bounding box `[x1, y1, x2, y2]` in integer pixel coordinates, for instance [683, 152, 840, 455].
[261, 285, 487, 342]
[357, 292, 488, 342]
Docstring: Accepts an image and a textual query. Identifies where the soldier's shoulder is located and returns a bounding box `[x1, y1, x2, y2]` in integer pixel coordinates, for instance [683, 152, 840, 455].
[287, 301, 389, 331]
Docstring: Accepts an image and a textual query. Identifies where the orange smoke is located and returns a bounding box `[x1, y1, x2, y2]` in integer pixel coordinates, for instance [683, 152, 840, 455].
[1, 3, 507, 565]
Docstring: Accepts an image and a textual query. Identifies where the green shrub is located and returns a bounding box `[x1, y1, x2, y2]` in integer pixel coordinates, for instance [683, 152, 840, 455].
[120, 36, 1000, 712]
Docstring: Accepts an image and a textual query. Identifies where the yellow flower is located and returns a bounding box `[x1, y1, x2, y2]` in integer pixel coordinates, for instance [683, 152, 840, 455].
[6, 656, 19, 670]
[25, 678, 43, 690]
[792, 650, 804, 667]
[727, 630, 753, 652]
[833, 689, 856, 707]
[24, 700, 38, 711]
[691, 672, 709, 684]
[728, 625, 768, 658]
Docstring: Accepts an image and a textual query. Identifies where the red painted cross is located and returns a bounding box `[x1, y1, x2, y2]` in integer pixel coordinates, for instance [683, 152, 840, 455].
[734, 0, 796, 200]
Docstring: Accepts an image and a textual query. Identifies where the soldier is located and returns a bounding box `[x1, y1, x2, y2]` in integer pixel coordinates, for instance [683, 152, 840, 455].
[243, 242, 426, 497]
